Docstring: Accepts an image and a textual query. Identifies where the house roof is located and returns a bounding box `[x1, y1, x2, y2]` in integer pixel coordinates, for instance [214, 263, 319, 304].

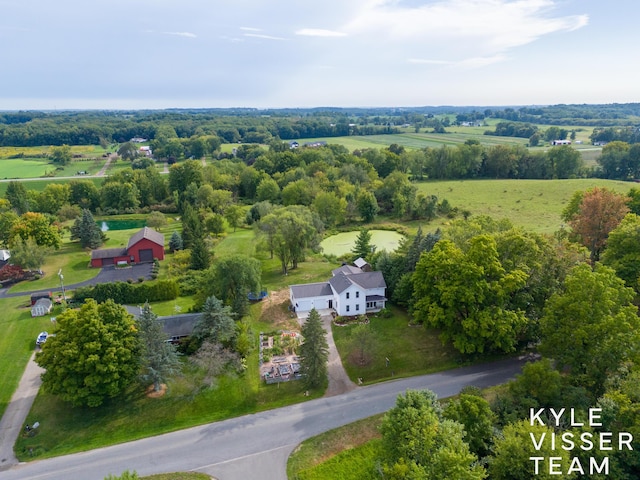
[291, 282, 333, 299]
[331, 264, 361, 276]
[329, 272, 353, 294]
[349, 271, 386, 290]
[353, 257, 368, 269]
[127, 227, 164, 250]
[91, 247, 127, 260]
[161, 313, 200, 338]
[0, 250, 10, 262]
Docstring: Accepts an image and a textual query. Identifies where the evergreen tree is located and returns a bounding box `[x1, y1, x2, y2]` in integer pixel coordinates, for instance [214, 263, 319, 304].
[181, 204, 202, 249]
[192, 295, 236, 347]
[299, 308, 329, 390]
[351, 228, 373, 261]
[70, 209, 104, 249]
[190, 236, 210, 270]
[169, 231, 183, 252]
[137, 304, 180, 392]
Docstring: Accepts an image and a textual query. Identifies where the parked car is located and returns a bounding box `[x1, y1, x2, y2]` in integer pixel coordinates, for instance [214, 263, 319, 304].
[36, 331, 48, 347]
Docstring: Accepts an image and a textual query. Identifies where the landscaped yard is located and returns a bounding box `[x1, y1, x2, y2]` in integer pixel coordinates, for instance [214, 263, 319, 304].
[332, 306, 464, 384]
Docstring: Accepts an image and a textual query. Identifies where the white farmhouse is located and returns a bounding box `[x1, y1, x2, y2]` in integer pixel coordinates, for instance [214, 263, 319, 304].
[289, 259, 387, 318]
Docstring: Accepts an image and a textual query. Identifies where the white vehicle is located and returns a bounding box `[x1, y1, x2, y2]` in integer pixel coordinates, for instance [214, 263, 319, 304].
[36, 331, 48, 347]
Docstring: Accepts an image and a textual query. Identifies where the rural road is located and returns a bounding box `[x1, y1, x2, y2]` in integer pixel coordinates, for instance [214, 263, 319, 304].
[0, 357, 525, 480]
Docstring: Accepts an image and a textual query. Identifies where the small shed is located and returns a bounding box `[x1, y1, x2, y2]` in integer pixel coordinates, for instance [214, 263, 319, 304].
[30, 292, 52, 306]
[31, 298, 53, 317]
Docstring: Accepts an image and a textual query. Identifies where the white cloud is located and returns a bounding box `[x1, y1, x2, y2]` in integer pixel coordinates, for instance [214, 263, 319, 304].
[243, 33, 286, 41]
[162, 31, 197, 38]
[295, 28, 347, 37]
[240, 27, 262, 32]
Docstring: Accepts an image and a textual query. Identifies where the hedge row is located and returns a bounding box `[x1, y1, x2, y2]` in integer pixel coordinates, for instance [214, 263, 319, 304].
[73, 279, 179, 304]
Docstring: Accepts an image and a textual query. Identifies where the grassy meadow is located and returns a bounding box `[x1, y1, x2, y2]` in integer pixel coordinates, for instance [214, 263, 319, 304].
[419, 178, 632, 234]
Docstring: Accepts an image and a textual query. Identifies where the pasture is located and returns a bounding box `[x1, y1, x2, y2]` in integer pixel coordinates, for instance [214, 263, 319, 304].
[0, 158, 53, 179]
[419, 178, 632, 234]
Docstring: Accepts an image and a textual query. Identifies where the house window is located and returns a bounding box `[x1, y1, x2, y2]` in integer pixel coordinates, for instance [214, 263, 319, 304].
[346, 292, 350, 299]
[356, 304, 360, 311]
[356, 291, 359, 298]
[346, 305, 350, 312]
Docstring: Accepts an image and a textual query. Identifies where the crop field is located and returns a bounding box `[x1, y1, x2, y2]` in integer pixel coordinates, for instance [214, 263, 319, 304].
[419, 178, 632, 234]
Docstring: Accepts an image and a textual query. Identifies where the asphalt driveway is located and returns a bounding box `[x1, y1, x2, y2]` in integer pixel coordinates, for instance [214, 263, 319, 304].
[0, 263, 154, 299]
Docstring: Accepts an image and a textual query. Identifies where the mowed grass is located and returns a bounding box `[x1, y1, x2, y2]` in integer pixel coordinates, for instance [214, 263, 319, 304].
[287, 415, 384, 480]
[0, 158, 54, 179]
[0, 297, 55, 419]
[418, 178, 632, 234]
[333, 306, 463, 384]
[14, 302, 319, 461]
[0, 176, 104, 196]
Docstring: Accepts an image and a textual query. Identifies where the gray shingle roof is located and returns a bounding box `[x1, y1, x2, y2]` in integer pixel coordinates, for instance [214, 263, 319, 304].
[348, 271, 386, 289]
[91, 247, 127, 259]
[329, 272, 353, 294]
[291, 282, 333, 299]
[331, 265, 361, 276]
[127, 227, 164, 250]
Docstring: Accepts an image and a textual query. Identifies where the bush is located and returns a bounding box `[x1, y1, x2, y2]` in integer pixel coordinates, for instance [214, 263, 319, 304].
[72, 279, 180, 304]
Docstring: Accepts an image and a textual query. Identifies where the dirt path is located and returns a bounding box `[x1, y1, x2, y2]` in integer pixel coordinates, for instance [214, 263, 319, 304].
[95, 153, 115, 177]
[0, 353, 44, 470]
[322, 314, 357, 397]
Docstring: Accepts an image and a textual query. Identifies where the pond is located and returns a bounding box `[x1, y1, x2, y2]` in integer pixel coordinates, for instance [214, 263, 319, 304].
[320, 230, 405, 257]
[98, 219, 147, 232]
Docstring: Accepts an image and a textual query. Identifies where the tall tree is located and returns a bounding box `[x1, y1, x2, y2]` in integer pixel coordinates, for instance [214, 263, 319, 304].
[8, 236, 50, 271]
[200, 254, 261, 316]
[189, 236, 211, 271]
[137, 304, 180, 392]
[601, 213, 640, 291]
[539, 263, 640, 396]
[192, 295, 237, 347]
[117, 141, 139, 161]
[443, 393, 495, 457]
[567, 187, 629, 263]
[380, 389, 485, 479]
[351, 228, 373, 261]
[356, 190, 379, 222]
[70, 209, 104, 249]
[36, 299, 139, 407]
[412, 236, 528, 354]
[146, 211, 167, 231]
[5, 181, 29, 215]
[224, 205, 244, 232]
[299, 308, 329, 390]
[10, 211, 62, 248]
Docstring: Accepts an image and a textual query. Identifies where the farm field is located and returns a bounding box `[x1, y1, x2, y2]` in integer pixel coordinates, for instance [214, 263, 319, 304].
[320, 230, 405, 257]
[418, 178, 632, 234]
[0, 158, 53, 179]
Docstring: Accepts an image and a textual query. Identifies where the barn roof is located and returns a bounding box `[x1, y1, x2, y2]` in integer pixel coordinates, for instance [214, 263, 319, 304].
[127, 227, 164, 250]
[91, 247, 127, 259]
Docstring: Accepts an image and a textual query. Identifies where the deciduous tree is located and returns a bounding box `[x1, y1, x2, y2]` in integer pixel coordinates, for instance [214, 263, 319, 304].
[36, 299, 139, 407]
[539, 264, 640, 395]
[8, 236, 49, 271]
[567, 187, 629, 263]
[10, 211, 62, 248]
[200, 255, 261, 316]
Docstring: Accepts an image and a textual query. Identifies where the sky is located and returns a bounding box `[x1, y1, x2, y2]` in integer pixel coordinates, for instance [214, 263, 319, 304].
[1, 0, 639, 110]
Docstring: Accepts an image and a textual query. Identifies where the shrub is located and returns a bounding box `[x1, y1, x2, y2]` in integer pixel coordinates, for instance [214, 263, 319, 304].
[72, 279, 180, 304]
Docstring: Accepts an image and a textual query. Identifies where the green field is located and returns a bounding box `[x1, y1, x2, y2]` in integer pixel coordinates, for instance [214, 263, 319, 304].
[418, 178, 632, 234]
[0, 158, 54, 179]
[320, 230, 405, 257]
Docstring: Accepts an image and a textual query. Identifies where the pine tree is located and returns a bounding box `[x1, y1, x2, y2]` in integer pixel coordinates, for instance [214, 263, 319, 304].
[70, 209, 104, 249]
[351, 228, 373, 261]
[169, 231, 183, 252]
[299, 308, 329, 390]
[137, 304, 180, 392]
[192, 295, 236, 347]
[190, 236, 210, 270]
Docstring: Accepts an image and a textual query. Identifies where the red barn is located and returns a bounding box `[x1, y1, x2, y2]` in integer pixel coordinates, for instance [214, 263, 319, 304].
[91, 227, 165, 268]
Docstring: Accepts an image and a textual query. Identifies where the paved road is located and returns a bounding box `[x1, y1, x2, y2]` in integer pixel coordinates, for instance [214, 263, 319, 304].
[0, 357, 525, 480]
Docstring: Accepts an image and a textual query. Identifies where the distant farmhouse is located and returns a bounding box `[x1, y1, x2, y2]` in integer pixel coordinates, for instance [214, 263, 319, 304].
[91, 227, 164, 268]
[289, 258, 387, 318]
[551, 139, 572, 146]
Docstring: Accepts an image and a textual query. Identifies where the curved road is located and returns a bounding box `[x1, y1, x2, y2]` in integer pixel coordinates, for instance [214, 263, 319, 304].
[0, 357, 525, 480]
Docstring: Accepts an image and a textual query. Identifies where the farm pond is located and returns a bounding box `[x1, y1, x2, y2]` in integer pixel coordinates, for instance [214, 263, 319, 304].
[320, 230, 405, 257]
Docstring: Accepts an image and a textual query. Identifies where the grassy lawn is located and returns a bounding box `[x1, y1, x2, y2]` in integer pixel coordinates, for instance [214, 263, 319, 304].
[214, 228, 256, 257]
[0, 158, 54, 179]
[333, 306, 464, 384]
[419, 178, 632, 234]
[7, 240, 97, 294]
[287, 415, 384, 480]
[0, 297, 57, 419]
[14, 302, 322, 461]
